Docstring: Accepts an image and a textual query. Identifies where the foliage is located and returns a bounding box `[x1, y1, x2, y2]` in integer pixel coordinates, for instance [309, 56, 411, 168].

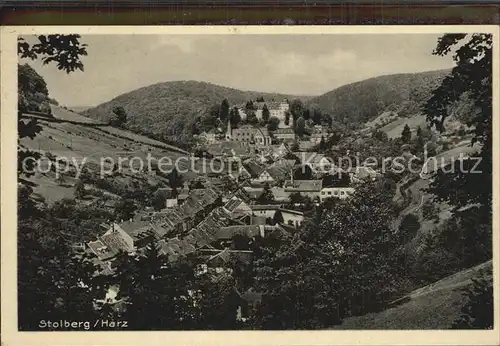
[246, 110, 258, 125]
[114, 198, 137, 221]
[18, 35, 87, 73]
[295, 117, 306, 137]
[284, 111, 290, 126]
[372, 129, 388, 142]
[258, 184, 275, 204]
[110, 106, 127, 128]
[398, 213, 420, 243]
[289, 99, 304, 124]
[151, 189, 167, 211]
[219, 98, 230, 124]
[113, 244, 201, 330]
[83, 81, 300, 144]
[253, 181, 408, 329]
[229, 106, 241, 128]
[310, 69, 449, 129]
[423, 34, 492, 219]
[262, 104, 270, 123]
[18, 192, 110, 330]
[18, 63, 51, 114]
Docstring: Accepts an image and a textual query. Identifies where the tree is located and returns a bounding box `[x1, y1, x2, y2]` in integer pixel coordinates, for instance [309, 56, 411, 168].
[151, 189, 167, 211]
[289, 99, 304, 124]
[267, 116, 280, 131]
[245, 100, 255, 111]
[413, 126, 425, 153]
[18, 35, 87, 179]
[256, 96, 265, 102]
[289, 192, 304, 205]
[398, 213, 420, 243]
[17, 35, 112, 331]
[372, 129, 388, 142]
[452, 268, 493, 329]
[18, 35, 88, 73]
[201, 104, 220, 131]
[262, 104, 270, 123]
[197, 274, 242, 330]
[18, 192, 107, 330]
[55, 173, 66, 186]
[219, 98, 230, 124]
[293, 165, 313, 180]
[284, 111, 290, 126]
[229, 107, 241, 128]
[258, 183, 275, 204]
[295, 117, 306, 137]
[167, 167, 183, 192]
[110, 106, 127, 128]
[272, 210, 284, 225]
[401, 124, 411, 143]
[423, 34, 492, 218]
[253, 181, 407, 329]
[114, 198, 137, 221]
[457, 125, 466, 137]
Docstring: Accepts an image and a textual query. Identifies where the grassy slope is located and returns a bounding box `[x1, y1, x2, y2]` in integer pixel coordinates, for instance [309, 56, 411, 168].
[335, 260, 492, 329]
[82, 80, 308, 141]
[21, 106, 197, 204]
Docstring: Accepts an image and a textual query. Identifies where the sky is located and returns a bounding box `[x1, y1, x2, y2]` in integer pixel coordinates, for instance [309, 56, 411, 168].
[20, 34, 455, 107]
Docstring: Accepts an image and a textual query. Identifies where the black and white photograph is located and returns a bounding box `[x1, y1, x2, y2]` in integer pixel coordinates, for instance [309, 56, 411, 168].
[1, 26, 498, 345]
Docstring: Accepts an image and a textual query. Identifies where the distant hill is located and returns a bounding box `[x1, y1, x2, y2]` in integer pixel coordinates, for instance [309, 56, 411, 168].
[309, 69, 451, 128]
[82, 80, 308, 143]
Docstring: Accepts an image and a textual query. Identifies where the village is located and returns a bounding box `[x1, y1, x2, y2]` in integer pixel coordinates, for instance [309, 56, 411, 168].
[85, 98, 380, 318]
